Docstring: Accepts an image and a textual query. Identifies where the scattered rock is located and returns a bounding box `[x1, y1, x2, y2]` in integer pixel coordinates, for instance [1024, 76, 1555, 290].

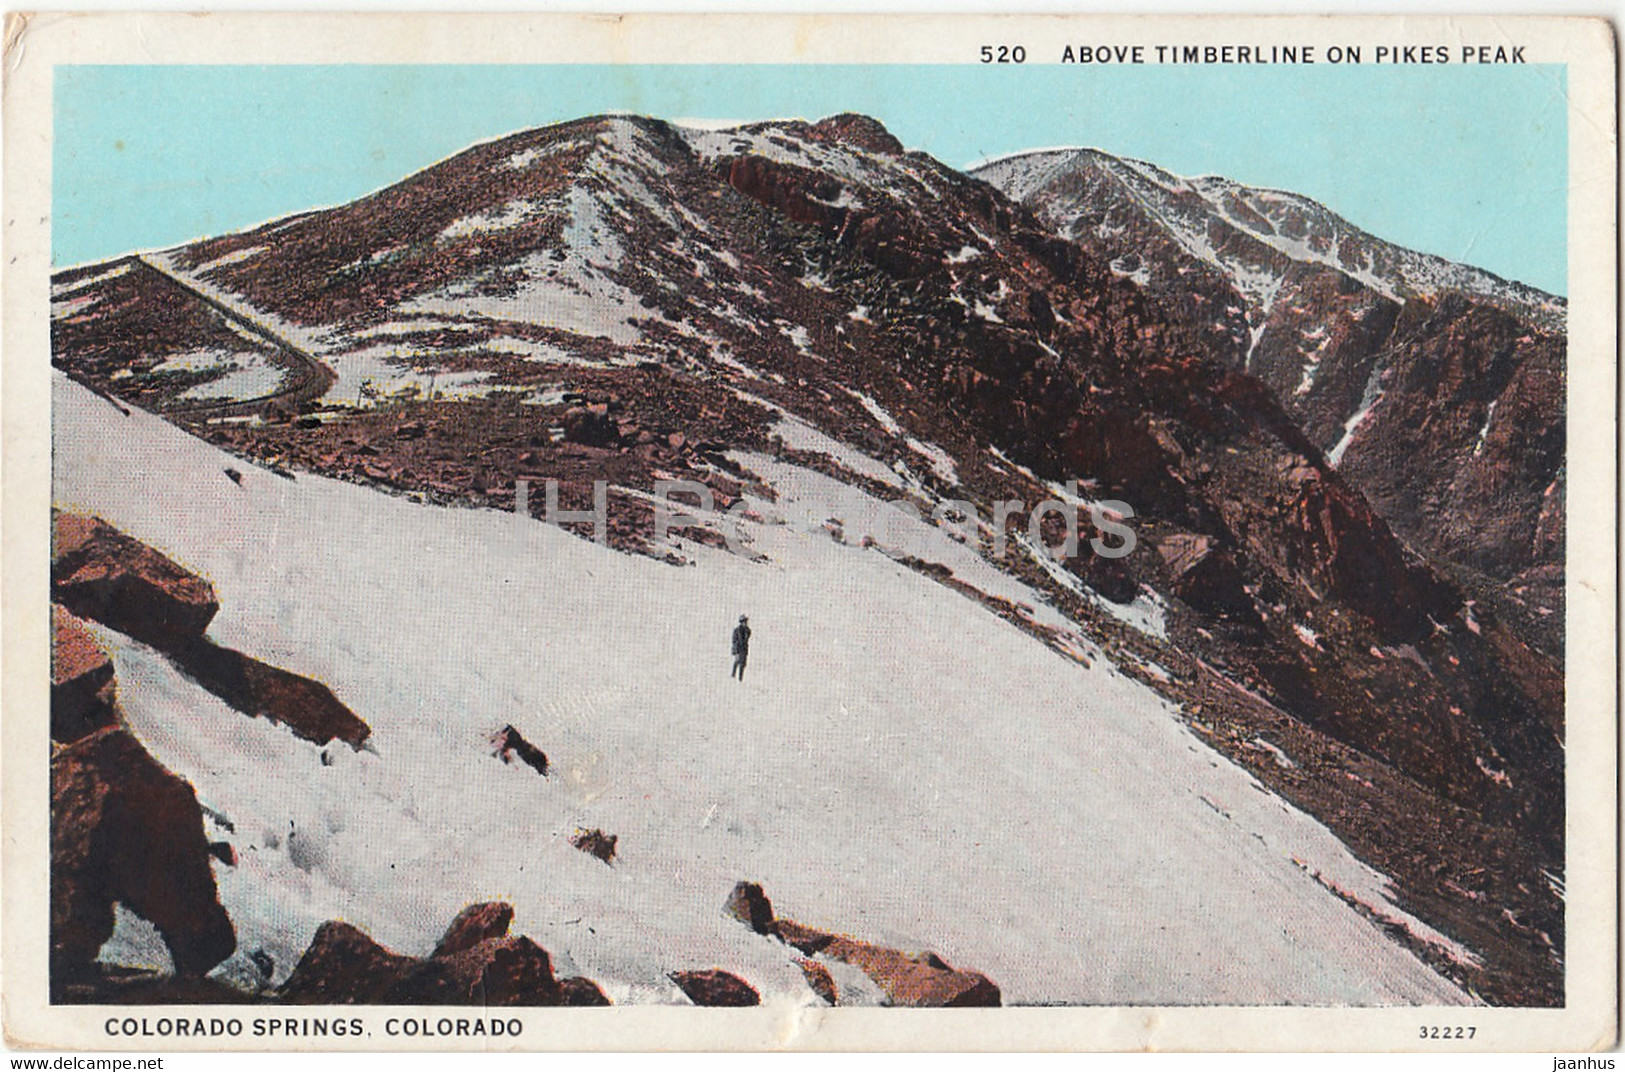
[52, 512, 219, 650]
[736, 885, 1000, 1008]
[562, 406, 617, 447]
[207, 841, 237, 867]
[51, 605, 118, 743]
[669, 969, 760, 1007]
[491, 724, 548, 776]
[723, 881, 775, 935]
[433, 901, 514, 959]
[570, 828, 617, 865]
[52, 727, 236, 985]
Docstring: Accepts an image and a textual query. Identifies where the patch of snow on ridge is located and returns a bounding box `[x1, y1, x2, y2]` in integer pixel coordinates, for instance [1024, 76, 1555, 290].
[403, 181, 649, 346]
[440, 200, 545, 242]
[52, 262, 133, 298]
[196, 246, 267, 274]
[53, 372, 1473, 1007]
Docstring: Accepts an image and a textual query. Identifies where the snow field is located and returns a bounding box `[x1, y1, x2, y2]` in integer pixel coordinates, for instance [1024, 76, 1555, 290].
[54, 374, 1470, 1006]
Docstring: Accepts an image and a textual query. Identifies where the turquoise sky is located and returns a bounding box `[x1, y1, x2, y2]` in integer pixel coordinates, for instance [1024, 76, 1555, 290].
[54, 63, 1568, 295]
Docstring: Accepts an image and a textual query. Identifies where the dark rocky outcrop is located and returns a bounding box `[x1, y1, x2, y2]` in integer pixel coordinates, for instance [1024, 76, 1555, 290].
[278, 921, 421, 1004]
[559, 976, 613, 1006]
[169, 638, 370, 749]
[795, 958, 838, 1005]
[51, 512, 370, 750]
[433, 901, 515, 958]
[281, 908, 586, 1007]
[52, 513, 218, 650]
[52, 110, 1566, 1005]
[724, 884, 1001, 1008]
[51, 605, 119, 743]
[52, 726, 236, 989]
[669, 969, 760, 1007]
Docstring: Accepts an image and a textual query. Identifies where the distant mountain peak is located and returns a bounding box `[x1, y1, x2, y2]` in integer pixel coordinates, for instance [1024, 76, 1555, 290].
[974, 146, 1564, 328]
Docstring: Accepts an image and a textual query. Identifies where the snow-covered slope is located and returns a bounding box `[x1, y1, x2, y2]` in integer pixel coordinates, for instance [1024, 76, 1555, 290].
[56, 373, 1470, 1006]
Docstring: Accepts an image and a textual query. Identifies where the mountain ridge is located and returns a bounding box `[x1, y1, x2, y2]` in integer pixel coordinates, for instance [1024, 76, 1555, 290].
[50, 111, 1566, 1006]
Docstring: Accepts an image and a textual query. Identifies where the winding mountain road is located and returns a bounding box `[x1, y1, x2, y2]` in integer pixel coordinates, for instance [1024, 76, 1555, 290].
[132, 254, 336, 418]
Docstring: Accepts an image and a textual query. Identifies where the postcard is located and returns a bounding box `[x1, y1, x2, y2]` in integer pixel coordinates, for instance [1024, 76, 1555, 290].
[3, 11, 1616, 1052]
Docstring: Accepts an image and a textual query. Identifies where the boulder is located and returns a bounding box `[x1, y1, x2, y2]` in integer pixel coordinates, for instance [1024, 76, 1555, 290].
[669, 969, 760, 1007]
[433, 901, 514, 959]
[819, 936, 1000, 1007]
[723, 881, 775, 935]
[559, 976, 613, 1006]
[809, 113, 905, 157]
[171, 639, 370, 749]
[52, 513, 219, 651]
[491, 724, 548, 776]
[51, 605, 118, 743]
[283, 918, 575, 1006]
[413, 935, 562, 1007]
[279, 921, 420, 1004]
[52, 727, 236, 983]
[570, 828, 617, 865]
[562, 406, 617, 447]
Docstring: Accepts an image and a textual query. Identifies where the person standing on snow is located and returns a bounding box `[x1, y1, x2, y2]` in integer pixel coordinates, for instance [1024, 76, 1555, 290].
[731, 615, 752, 680]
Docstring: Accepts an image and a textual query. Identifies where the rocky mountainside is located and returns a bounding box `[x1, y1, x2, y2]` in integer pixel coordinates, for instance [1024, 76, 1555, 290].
[973, 149, 1566, 650]
[52, 113, 1564, 1005]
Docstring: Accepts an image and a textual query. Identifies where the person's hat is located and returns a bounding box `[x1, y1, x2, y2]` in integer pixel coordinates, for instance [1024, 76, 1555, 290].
[739, 614, 748, 621]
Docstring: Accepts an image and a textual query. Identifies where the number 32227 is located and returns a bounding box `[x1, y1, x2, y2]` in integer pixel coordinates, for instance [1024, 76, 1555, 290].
[1420, 1026, 1477, 1039]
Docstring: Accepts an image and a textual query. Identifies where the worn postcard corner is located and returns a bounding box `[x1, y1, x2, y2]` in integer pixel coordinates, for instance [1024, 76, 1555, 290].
[1, 9, 1617, 1055]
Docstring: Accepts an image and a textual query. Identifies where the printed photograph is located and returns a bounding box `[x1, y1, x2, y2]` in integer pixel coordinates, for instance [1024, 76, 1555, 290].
[43, 52, 1572, 1019]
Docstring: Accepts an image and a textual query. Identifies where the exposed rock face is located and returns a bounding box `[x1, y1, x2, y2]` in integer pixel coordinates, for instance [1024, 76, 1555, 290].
[52, 727, 236, 984]
[976, 148, 1566, 604]
[52, 605, 118, 743]
[281, 911, 574, 1006]
[420, 935, 562, 1007]
[433, 901, 515, 958]
[52, 513, 219, 650]
[669, 969, 761, 1007]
